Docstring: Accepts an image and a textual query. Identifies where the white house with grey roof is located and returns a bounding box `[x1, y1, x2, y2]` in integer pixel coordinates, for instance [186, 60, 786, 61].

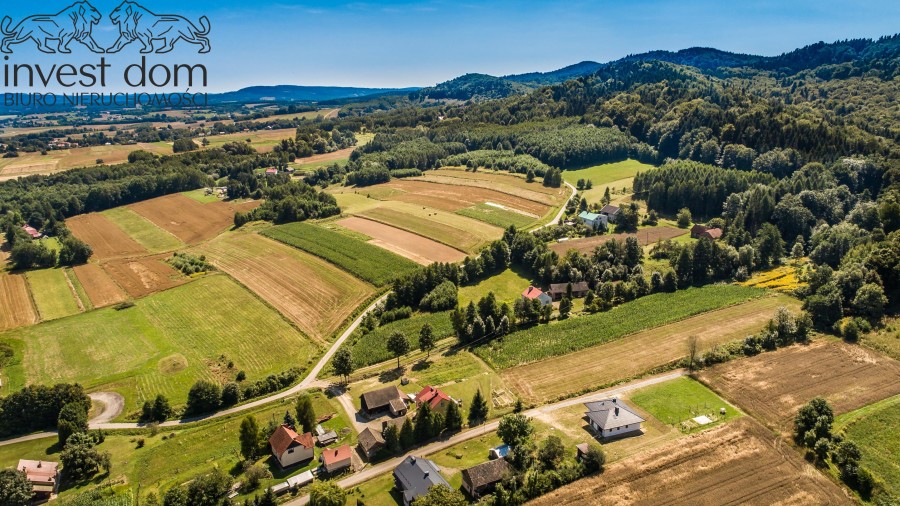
[584, 398, 645, 439]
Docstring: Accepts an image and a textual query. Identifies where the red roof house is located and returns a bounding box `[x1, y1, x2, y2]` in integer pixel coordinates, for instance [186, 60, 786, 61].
[269, 424, 315, 468]
[322, 444, 352, 474]
[18, 460, 59, 499]
[21, 225, 42, 239]
[522, 285, 552, 306]
[415, 386, 453, 414]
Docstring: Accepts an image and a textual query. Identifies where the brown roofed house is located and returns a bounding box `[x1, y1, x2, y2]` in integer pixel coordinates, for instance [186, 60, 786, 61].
[269, 424, 315, 468]
[361, 385, 407, 417]
[600, 204, 621, 223]
[461, 458, 512, 499]
[548, 281, 589, 301]
[358, 427, 386, 460]
[18, 459, 59, 499]
[691, 224, 723, 240]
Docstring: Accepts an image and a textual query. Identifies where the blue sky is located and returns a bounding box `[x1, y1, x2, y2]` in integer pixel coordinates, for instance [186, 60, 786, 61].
[2, 0, 898, 92]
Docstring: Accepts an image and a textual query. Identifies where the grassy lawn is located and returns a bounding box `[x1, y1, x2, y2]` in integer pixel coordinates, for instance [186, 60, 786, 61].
[341, 311, 453, 369]
[458, 267, 534, 307]
[102, 207, 184, 253]
[474, 285, 765, 369]
[562, 159, 653, 187]
[26, 268, 81, 320]
[2, 275, 322, 417]
[835, 395, 900, 498]
[0, 392, 352, 501]
[456, 203, 537, 229]
[181, 188, 221, 203]
[261, 222, 419, 286]
[346, 472, 403, 506]
[630, 376, 741, 432]
[290, 158, 349, 173]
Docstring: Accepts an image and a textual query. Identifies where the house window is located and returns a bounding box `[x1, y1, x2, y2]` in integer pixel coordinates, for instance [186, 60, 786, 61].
[288, 449, 294, 454]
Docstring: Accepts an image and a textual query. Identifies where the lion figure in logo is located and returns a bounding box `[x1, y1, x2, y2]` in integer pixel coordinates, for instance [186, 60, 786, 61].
[107, 1, 210, 54]
[1, 1, 104, 54]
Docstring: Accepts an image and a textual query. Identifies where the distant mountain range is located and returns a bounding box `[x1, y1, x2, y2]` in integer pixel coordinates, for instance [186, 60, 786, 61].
[207, 85, 421, 104]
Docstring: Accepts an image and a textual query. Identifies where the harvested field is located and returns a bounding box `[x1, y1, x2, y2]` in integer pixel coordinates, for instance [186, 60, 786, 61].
[294, 147, 354, 165]
[25, 269, 82, 321]
[199, 231, 374, 343]
[550, 226, 687, 255]
[336, 216, 467, 265]
[102, 207, 184, 253]
[358, 203, 501, 252]
[426, 168, 565, 197]
[67, 213, 147, 260]
[129, 194, 260, 245]
[72, 263, 127, 308]
[384, 179, 552, 216]
[504, 294, 801, 404]
[102, 256, 187, 298]
[699, 339, 900, 432]
[530, 417, 851, 506]
[0, 142, 173, 181]
[0, 274, 36, 330]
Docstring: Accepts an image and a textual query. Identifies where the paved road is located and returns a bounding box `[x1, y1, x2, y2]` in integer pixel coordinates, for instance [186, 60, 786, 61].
[284, 370, 687, 505]
[537, 181, 577, 230]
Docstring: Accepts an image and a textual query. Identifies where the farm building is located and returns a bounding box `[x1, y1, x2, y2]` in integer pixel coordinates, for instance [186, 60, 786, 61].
[361, 385, 408, 417]
[265, 168, 278, 175]
[315, 424, 338, 446]
[21, 225, 42, 239]
[575, 443, 590, 462]
[415, 386, 454, 415]
[578, 211, 607, 229]
[600, 205, 621, 223]
[268, 424, 315, 468]
[548, 281, 589, 301]
[393, 456, 451, 506]
[321, 445, 352, 474]
[17, 460, 59, 500]
[358, 427, 386, 460]
[522, 286, 552, 306]
[584, 398, 645, 439]
[461, 458, 512, 499]
[691, 224, 723, 240]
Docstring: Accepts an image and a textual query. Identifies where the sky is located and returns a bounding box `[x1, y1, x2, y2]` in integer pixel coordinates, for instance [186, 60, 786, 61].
[1, 0, 899, 92]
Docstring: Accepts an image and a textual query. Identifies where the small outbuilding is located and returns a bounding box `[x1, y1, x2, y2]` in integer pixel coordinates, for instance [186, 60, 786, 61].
[548, 281, 589, 301]
[691, 224, 723, 240]
[599, 205, 621, 223]
[360, 385, 408, 417]
[461, 458, 511, 499]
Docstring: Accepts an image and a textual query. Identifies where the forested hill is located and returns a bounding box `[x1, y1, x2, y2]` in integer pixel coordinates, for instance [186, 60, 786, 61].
[409, 34, 900, 102]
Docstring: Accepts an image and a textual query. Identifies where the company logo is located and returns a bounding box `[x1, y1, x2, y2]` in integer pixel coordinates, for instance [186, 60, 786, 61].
[1, 1, 211, 55]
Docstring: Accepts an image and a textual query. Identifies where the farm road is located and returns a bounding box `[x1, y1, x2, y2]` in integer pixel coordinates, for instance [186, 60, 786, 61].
[537, 181, 577, 230]
[284, 369, 687, 506]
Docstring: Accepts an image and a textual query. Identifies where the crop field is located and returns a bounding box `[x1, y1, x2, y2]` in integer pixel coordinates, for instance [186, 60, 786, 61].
[382, 179, 552, 216]
[67, 213, 148, 260]
[336, 216, 468, 264]
[838, 397, 900, 497]
[562, 159, 652, 186]
[474, 285, 765, 370]
[0, 142, 173, 181]
[550, 226, 687, 256]
[699, 339, 900, 432]
[456, 202, 537, 229]
[260, 221, 419, 286]
[530, 417, 849, 506]
[199, 128, 297, 152]
[102, 207, 184, 253]
[3, 275, 320, 415]
[739, 263, 806, 293]
[293, 146, 355, 165]
[25, 268, 82, 321]
[72, 263, 128, 308]
[342, 311, 453, 369]
[129, 194, 260, 245]
[199, 231, 374, 343]
[358, 202, 501, 253]
[0, 273, 36, 330]
[101, 256, 188, 298]
[502, 293, 800, 403]
[416, 168, 567, 201]
[457, 267, 534, 307]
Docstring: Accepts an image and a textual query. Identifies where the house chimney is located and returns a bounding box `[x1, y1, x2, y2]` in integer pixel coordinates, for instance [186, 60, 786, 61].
[37, 461, 42, 468]
[615, 407, 619, 416]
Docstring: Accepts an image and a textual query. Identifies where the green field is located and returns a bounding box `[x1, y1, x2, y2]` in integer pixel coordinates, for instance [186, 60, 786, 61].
[358, 202, 501, 253]
[261, 222, 419, 286]
[103, 207, 185, 252]
[458, 268, 534, 307]
[630, 376, 741, 431]
[474, 285, 765, 369]
[0, 392, 352, 501]
[456, 203, 537, 229]
[837, 396, 900, 499]
[181, 188, 221, 203]
[561, 159, 653, 186]
[342, 311, 453, 369]
[290, 157, 350, 173]
[25, 268, 82, 320]
[2, 275, 321, 416]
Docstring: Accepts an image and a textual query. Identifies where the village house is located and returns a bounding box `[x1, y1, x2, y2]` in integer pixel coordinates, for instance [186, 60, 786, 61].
[691, 224, 723, 240]
[21, 224, 42, 239]
[265, 168, 278, 176]
[461, 458, 512, 499]
[268, 424, 315, 468]
[584, 398, 645, 439]
[17, 460, 59, 500]
[393, 456, 450, 506]
[321, 445, 352, 474]
[548, 281, 590, 301]
[357, 427, 386, 460]
[522, 285, 552, 306]
[600, 204, 621, 223]
[360, 385, 408, 418]
[578, 211, 607, 229]
[414, 386, 453, 415]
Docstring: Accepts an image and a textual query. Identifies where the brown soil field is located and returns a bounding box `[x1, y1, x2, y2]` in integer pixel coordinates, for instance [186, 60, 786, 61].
[128, 194, 260, 245]
[198, 232, 374, 343]
[101, 256, 187, 298]
[0, 273, 37, 330]
[67, 213, 147, 260]
[72, 263, 127, 307]
[699, 339, 900, 432]
[530, 417, 851, 506]
[294, 147, 354, 165]
[336, 216, 467, 265]
[504, 294, 802, 404]
[421, 168, 567, 199]
[550, 226, 688, 255]
[382, 179, 551, 216]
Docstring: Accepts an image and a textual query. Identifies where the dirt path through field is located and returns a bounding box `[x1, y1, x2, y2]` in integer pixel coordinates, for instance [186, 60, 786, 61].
[88, 392, 125, 424]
